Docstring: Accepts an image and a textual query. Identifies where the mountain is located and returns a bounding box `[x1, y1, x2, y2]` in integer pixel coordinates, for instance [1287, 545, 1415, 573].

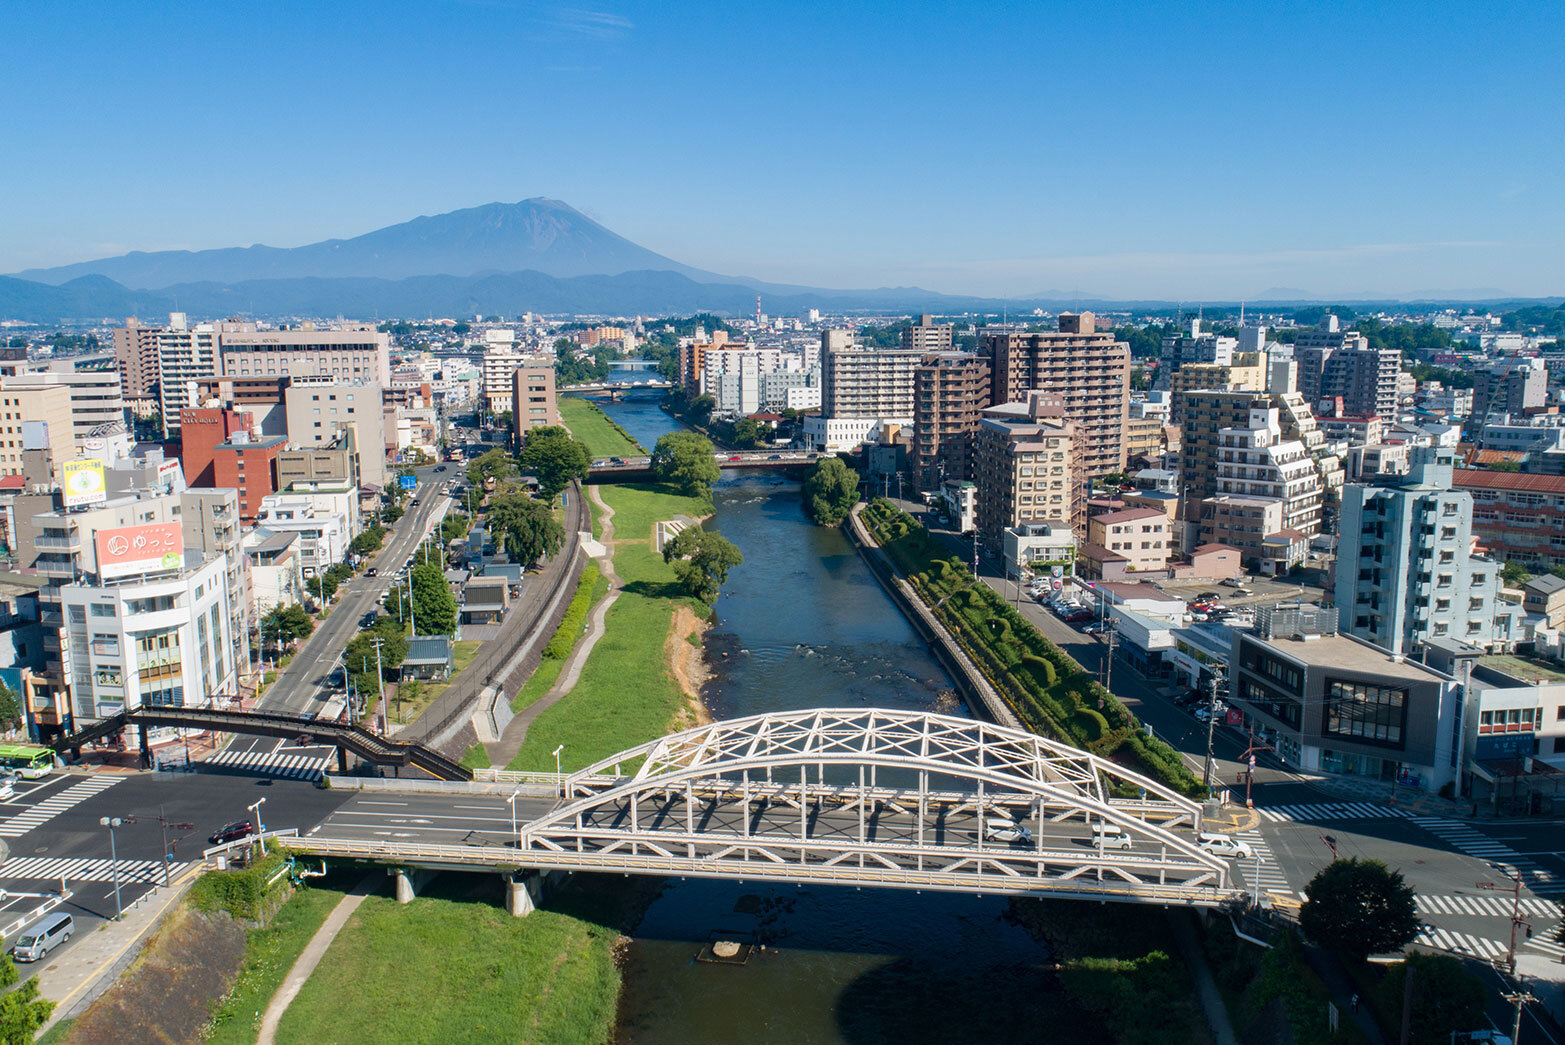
[12, 198, 730, 289]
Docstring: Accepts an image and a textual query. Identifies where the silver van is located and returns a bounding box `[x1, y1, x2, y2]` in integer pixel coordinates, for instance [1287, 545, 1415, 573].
[12, 911, 72, 962]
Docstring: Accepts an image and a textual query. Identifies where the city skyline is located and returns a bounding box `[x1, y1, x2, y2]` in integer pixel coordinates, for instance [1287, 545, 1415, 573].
[3, 1, 1563, 299]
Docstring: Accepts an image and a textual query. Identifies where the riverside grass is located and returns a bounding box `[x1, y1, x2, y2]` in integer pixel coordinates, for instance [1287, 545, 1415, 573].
[558, 395, 643, 458]
[275, 875, 630, 1045]
[509, 563, 611, 714]
[509, 481, 710, 771]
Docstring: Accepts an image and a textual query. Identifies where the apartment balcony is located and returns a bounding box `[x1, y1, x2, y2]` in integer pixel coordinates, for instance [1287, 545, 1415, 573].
[33, 533, 81, 550]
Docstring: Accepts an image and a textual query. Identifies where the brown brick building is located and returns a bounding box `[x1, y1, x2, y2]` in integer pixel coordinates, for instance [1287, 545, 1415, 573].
[983, 312, 1129, 481]
[912, 351, 991, 490]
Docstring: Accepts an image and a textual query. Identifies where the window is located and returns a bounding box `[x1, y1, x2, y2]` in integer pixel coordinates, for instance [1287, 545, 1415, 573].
[1324, 678, 1407, 746]
[90, 603, 116, 617]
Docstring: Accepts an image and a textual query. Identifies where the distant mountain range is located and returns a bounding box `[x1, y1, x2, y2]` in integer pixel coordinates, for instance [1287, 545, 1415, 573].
[1, 198, 1554, 322]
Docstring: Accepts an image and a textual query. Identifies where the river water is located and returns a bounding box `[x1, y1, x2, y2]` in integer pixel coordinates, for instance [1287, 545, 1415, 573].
[588, 394, 1054, 1045]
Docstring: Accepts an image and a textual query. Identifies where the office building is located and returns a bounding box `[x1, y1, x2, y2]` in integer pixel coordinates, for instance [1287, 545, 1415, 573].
[1472, 359, 1549, 424]
[179, 407, 256, 487]
[3, 368, 126, 447]
[480, 344, 529, 415]
[511, 365, 560, 442]
[912, 351, 992, 490]
[220, 324, 390, 384]
[973, 393, 1078, 552]
[282, 380, 387, 491]
[1336, 447, 1512, 655]
[1228, 607, 1461, 788]
[0, 384, 73, 478]
[212, 433, 286, 523]
[901, 315, 954, 352]
[276, 428, 359, 491]
[983, 313, 1130, 480]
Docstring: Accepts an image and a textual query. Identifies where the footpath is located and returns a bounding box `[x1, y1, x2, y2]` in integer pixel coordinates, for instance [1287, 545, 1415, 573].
[485, 484, 620, 767]
[256, 873, 380, 1045]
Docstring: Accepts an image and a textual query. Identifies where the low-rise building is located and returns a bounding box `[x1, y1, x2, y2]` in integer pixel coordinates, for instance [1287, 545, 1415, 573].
[937, 480, 976, 534]
[1003, 523, 1076, 584]
[254, 494, 349, 577]
[1086, 507, 1169, 574]
[242, 527, 305, 621]
[1523, 575, 1565, 629]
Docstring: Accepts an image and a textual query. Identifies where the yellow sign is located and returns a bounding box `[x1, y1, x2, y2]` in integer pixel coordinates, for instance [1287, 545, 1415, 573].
[61, 459, 106, 508]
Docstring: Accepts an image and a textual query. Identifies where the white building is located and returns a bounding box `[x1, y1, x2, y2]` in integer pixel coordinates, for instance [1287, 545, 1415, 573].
[255, 493, 350, 576]
[1200, 405, 1324, 566]
[3, 368, 126, 447]
[820, 332, 920, 434]
[938, 479, 977, 534]
[154, 313, 222, 435]
[220, 324, 390, 385]
[61, 555, 236, 721]
[803, 415, 879, 453]
[480, 344, 529, 415]
[242, 528, 306, 621]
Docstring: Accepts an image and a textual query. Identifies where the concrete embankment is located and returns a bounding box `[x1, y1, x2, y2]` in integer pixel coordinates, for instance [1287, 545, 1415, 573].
[843, 505, 1021, 730]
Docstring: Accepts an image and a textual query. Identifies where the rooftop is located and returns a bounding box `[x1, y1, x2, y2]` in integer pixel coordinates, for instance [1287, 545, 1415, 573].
[1091, 507, 1165, 525]
[1525, 575, 1565, 596]
[1252, 632, 1451, 682]
[1478, 653, 1565, 685]
[216, 435, 287, 451]
[1454, 469, 1565, 494]
[405, 635, 454, 664]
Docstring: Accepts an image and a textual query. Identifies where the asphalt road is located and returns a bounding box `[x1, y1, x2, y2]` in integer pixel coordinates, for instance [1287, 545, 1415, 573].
[260, 467, 454, 718]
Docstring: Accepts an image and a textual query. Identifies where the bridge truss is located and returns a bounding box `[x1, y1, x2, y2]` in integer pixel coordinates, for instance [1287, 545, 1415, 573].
[516, 708, 1238, 905]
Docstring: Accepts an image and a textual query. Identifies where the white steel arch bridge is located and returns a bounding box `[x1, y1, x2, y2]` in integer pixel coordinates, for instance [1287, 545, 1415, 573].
[294, 709, 1245, 907]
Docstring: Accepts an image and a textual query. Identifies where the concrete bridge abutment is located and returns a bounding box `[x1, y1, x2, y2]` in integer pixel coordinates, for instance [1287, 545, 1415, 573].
[390, 866, 439, 903]
[504, 870, 555, 917]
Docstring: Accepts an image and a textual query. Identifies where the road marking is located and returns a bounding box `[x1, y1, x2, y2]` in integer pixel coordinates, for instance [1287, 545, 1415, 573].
[0, 857, 189, 884]
[1235, 830, 1292, 896]
[1414, 925, 1508, 961]
[357, 801, 408, 807]
[1407, 817, 1562, 896]
[1258, 802, 1410, 823]
[206, 747, 330, 781]
[330, 810, 514, 825]
[1417, 894, 1559, 918]
[0, 776, 123, 838]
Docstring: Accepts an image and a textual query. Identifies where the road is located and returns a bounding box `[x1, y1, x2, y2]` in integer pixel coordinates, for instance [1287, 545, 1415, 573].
[260, 466, 453, 718]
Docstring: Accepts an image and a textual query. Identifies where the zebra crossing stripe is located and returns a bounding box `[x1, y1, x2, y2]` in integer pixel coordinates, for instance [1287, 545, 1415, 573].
[0, 776, 124, 838]
[1236, 831, 1292, 894]
[1417, 895, 1560, 918]
[206, 748, 329, 781]
[0, 856, 189, 883]
[1415, 926, 1507, 960]
[1523, 937, 1565, 960]
[1258, 802, 1409, 823]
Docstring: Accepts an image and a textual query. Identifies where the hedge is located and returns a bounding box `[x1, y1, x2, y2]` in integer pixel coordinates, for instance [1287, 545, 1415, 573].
[863, 499, 1203, 796]
[543, 562, 602, 659]
[187, 847, 291, 922]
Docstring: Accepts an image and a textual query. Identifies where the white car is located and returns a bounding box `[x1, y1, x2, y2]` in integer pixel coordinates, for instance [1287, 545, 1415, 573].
[1197, 833, 1255, 860]
[984, 821, 1033, 844]
[1092, 824, 1134, 850]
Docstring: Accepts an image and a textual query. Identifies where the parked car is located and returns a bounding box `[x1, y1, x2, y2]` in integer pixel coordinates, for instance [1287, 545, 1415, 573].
[10, 912, 72, 963]
[1220, 577, 1246, 588]
[209, 820, 254, 846]
[1065, 610, 1094, 623]
[1197, 833, 1255, 860]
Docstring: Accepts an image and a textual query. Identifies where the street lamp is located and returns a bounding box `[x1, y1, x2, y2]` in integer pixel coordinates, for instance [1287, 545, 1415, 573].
[507, 789, 520, 847]
[552, 745, 565, 797]
[99, 817, 123, 920]
[248, 798, 267, 853]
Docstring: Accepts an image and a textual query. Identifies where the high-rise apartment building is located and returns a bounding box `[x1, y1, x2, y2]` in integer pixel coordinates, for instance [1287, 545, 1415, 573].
[901, 315, 954, 352]
[983, 312, 1130, 480]
[912, 351, 992, 490]
[1167, 354, 1264, 424]
[1471, 359, 1548, 424]
[219, 324, 390, 384]
[151, 313, 237, 436]
[480, 344, 529, 415]
[1294, 317, 1400, 421]
[1199, 405, 1325, 567]
[820, 332, 921, 431]
[111, 319, 161, 399]
[511, 364, 560, 442]
[1336, 447, 1514, 655]
[973, 393, 1078, 552]
[0, 384, 73, 478]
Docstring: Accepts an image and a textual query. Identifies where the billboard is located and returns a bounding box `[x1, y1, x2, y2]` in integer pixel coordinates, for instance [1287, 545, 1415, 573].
[95, 522, 184, 579]
[62, 459, 107, 508]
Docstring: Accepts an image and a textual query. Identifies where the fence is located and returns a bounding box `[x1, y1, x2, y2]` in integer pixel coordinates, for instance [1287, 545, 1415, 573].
[400, 481, 588, 750]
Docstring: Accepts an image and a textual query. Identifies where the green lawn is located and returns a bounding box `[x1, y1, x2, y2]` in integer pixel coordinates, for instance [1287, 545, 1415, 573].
[559, 396, 643, 458]
[510, 566, 610, 713]
[275, 876, 628, 1045]
[452, 639, 481, 673]
[509, 482, 710, 771]
[205, 880, 353, 1045]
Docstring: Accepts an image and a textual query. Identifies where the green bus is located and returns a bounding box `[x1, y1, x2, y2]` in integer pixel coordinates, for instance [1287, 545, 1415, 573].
[0, 744, 56, 779]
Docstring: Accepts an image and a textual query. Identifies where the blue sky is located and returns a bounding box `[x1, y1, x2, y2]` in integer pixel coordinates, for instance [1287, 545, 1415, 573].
[2, 0, 1561, 299]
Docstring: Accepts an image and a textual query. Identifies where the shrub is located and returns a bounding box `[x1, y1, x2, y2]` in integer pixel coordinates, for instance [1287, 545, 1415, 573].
[1021, 653, 1056, 686]
[188, 847, 290, 922]
[544, 563, 601, 659]
[1074, 708, 1109, 742]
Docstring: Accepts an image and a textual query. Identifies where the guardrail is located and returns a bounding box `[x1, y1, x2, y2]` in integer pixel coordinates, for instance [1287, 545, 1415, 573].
[201, 827, 300, 865]
[323, 775, 556, 797]
[0, 890, 72, 941]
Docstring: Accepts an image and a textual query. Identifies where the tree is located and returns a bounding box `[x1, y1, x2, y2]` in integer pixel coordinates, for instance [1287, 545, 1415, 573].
[410, 561, 457, 635]
[488, 493, 564, 565]
[662, 525, 743, 604]
[803, 458, 860, 525]
[345, 616, 409, 686]
[1377, 953, 1485, 1045]
[349, 524, 387, 557]
[0, 954, 53, 1042]
[1501, 560, 1533, 587]
[1299, 858, 1419, 959]
[518, 426, 590, 499]
[0, 680, 20, 732]
[651, 432, 720, 499]
[467, 448, 517, 489]
[261, 604, 314, 650]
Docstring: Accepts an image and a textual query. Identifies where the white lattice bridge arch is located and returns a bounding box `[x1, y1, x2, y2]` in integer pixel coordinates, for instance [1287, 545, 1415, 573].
[518, 708, 1240, 905]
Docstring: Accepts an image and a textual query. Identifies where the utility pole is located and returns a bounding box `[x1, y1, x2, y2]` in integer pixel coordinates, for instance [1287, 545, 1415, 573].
[371, 637, 386, 734]
[1478, 872, 1530, 975]
[1202, 668, 1224, 794]
[1101, 618, 1118, 692]
[1502, 988, 1536, 1045]
[124, 807, 196, 887]
[1240, 726, 1273, 809]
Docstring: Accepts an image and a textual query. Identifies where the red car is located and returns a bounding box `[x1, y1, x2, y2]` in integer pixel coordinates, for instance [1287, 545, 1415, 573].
[209, 820, 254, 845]
[727, 455, 742, 461]
[1065, 610, 1094, 623]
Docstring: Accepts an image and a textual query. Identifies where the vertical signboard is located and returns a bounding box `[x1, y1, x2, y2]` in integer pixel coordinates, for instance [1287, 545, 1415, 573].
[62, 459, 107, 508]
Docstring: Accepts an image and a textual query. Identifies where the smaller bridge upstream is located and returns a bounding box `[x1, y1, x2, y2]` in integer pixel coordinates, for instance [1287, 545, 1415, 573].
[283, 709, 1248, 910]
[588, 450, 823, 480]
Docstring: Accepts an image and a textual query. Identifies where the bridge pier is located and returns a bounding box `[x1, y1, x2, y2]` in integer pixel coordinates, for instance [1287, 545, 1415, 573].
[504, 871, 551, 917]
[390, 866, 438, 903]
[337, 746, 349, 774]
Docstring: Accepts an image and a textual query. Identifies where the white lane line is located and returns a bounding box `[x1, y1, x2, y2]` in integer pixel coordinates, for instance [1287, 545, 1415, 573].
[356, 801, 409, 807]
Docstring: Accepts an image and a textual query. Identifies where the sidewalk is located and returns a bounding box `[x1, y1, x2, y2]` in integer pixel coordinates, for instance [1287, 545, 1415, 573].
[34, 863, 203, 1037]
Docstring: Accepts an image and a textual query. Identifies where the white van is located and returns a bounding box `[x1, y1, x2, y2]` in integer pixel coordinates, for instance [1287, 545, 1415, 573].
[12, 911, 72, 962]
[1092, 823, 1134, 850]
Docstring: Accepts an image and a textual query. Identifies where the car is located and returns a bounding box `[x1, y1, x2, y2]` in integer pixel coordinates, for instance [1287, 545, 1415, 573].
[1195, 591, 1222, 602]
[365, 567, 378, 577]
[11, 912, 72, 963]
[410, 498, 420, 506]
[1197, 833, 1255, 860]
[984, 821, 1033, 844]
[434, 465, 447, 472]
[1083, 622, 1110, 634]
[1065, 610, 1094, 623]
[1220, 577, 1246, 588]
[727, 455, 742, 461]
[209, 820, 254, 845]
[768, 454, 783, 460]
[0, 779, 15, 802]
[1092, 824, 1134, 850]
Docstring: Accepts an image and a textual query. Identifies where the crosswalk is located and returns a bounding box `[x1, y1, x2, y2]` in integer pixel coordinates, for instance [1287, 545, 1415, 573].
[1522, 934, 1565, 961]
[0, 856, 189, 884]
[0, 776, 123, 838]
[1236, 830, 1293, 897]
[1257, 802, 1410, 823]
[1417, 894, 1560, 918]
[1414, 925, 1511, 961]
[205, 747, 330, 781]
[1407, 816, 1562, 896]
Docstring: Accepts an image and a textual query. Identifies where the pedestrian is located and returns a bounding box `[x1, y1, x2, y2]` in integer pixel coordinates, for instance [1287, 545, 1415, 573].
[1350, 994, 1359, 1013]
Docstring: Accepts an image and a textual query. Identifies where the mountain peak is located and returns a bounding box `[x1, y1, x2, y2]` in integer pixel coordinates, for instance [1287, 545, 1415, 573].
[11, 198, 708, 289]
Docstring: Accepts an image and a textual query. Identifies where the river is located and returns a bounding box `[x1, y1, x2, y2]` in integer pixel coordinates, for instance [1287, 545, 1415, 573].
[586, 393, 1055, 1045]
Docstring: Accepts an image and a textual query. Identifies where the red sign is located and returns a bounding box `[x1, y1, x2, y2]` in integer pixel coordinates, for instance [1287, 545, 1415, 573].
[1225, 708, 1244, 726]
[95, 522, 185, 578]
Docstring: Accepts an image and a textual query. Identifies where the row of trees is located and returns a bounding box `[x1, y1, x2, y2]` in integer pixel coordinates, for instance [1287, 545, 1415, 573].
[382, 561, 458, 636]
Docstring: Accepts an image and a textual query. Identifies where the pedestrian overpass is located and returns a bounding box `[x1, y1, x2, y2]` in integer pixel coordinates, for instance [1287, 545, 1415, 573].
[287, 708, 1244, 907]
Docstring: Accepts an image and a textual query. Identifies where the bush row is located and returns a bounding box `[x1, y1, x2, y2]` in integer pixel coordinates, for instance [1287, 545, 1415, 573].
[862, 499, 1203, 797]
[543, 561, 602, 659]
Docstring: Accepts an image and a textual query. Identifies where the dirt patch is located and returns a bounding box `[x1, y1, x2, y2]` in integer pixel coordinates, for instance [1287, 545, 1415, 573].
[64, 904, 247, 1045]
[666, 605, 714, 730]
